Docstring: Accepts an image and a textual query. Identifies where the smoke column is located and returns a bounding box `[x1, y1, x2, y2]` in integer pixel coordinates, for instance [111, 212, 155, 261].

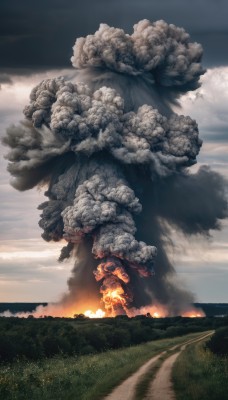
[3, 20, 228, 317]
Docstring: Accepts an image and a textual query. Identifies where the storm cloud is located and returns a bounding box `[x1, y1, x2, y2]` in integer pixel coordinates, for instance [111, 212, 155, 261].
[1, 0, 228, 73]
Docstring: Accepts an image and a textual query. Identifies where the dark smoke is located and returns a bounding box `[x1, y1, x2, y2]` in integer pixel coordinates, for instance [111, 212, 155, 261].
[2, 20, 227, 316]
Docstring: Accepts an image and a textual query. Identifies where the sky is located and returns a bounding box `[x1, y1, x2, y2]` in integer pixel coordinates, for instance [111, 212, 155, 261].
[0, 0, 227, 303]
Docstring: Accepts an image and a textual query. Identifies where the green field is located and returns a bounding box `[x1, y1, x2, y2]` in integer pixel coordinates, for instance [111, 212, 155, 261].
[173, 339, 228, 400]
[0, 332, 202, 400]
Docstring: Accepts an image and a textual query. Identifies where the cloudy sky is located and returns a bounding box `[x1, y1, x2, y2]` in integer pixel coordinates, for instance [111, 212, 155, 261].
[0, 0, 227, 303]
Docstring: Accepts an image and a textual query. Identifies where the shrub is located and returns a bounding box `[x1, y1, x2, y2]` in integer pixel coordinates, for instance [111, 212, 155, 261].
[207, 327, 228, 356]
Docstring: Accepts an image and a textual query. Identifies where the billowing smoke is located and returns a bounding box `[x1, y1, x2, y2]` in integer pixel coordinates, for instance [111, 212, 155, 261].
[3, 20, 227, 317]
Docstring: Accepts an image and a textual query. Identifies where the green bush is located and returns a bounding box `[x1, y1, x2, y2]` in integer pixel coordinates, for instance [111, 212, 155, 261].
[0, 315, 216, 363]
[207, 327, 228, 356]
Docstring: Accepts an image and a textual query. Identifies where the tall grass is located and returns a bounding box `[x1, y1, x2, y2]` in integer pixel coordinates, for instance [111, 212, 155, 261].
[172, 340, 228, 400]
[0, 332, 201, 400]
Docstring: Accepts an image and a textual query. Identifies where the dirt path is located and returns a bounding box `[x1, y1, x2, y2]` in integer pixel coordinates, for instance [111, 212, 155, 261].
[104, 351, 165, 400]
[145, 332, 213, 400]
[144, 351, 180, 400]
[104, 332, 212, 400]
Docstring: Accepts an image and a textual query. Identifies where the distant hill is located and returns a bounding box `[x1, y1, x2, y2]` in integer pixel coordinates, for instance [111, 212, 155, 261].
[0, 303, 228, 316]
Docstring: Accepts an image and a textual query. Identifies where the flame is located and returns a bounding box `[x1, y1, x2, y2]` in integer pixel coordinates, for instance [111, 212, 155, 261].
[102, 286, 128, 316]
[108, 289, 124, 302]
[126, 304, 205, 318]
[153, 312, 159, 318]
[127, 304, 169, 318]
[94, 260, 130, 283]
[84, 309, 106, 318]
[94, 257, 133, 316]
[0, 303, 205, 319]
[181, 309, 205, 318]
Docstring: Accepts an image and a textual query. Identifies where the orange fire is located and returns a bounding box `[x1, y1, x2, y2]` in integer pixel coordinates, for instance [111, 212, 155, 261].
[181, 309, 205, 318]
[84, 309, 105, 318]
[1, 302, 205, 319]
[94, 257, 133, 316]
[127, 304, 169, 318]
[102, 286, 128, 316]
[94, 261, 130, 283]
[82, 304, 205, 319]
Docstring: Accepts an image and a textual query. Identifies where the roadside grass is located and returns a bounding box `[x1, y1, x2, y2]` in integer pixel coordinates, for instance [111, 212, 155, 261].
[172, 340, 228, 400]
[0, 332, 202, 400]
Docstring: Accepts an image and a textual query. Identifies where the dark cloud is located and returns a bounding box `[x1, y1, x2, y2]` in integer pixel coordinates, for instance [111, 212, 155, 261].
[0, 73, 12, 91]
[192, 31, 228, 67]
[1, 0, 228, 72]
[0, 73, 12, 85]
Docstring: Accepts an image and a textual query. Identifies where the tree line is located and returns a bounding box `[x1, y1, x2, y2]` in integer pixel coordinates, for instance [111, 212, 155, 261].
[0, 315, 227, 362]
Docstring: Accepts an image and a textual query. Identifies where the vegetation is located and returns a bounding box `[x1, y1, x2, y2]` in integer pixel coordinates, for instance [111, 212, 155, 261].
[172, 336, 228, 400]
[0, 315, 226, 362]
[206, 326, 228, 356]
[0, 333, 204, 400]
[0, 315, 227, 399]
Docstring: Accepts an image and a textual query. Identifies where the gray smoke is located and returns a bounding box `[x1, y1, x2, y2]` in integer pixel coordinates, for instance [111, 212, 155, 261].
[2, 20, 227, 316]
[72, 19, 205, 90]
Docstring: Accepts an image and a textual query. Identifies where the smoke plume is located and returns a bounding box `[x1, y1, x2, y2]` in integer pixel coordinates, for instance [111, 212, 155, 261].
[3, 20, 227, 317]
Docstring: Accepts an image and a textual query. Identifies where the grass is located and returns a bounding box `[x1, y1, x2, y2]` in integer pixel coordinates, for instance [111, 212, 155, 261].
[0, 332, 203, 400]
[172, 339, 228, 400]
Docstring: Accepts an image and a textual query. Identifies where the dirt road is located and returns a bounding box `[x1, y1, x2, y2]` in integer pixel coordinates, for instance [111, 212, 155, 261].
[145, 332, 213, 400]
[104, 351, 165, 400]
[104, 332, 212, 400]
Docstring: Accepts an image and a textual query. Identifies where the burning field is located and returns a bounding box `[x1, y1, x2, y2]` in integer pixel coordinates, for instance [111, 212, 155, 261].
[2, 20, 227, 318]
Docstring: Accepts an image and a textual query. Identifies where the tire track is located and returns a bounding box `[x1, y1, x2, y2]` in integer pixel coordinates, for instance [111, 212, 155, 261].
[104, 351, 165, 400]
[103, 332, 212, 400]
[144, 332, 213, 400]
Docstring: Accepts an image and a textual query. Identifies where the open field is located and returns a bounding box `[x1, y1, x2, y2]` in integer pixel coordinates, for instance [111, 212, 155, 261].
[173, 338, 228, 400]
[0, 332, 203, 400]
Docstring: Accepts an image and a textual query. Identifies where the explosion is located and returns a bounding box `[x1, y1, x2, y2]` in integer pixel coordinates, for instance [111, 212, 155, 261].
[84, 309, 105, 319]
[2, 20, 227, 318]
